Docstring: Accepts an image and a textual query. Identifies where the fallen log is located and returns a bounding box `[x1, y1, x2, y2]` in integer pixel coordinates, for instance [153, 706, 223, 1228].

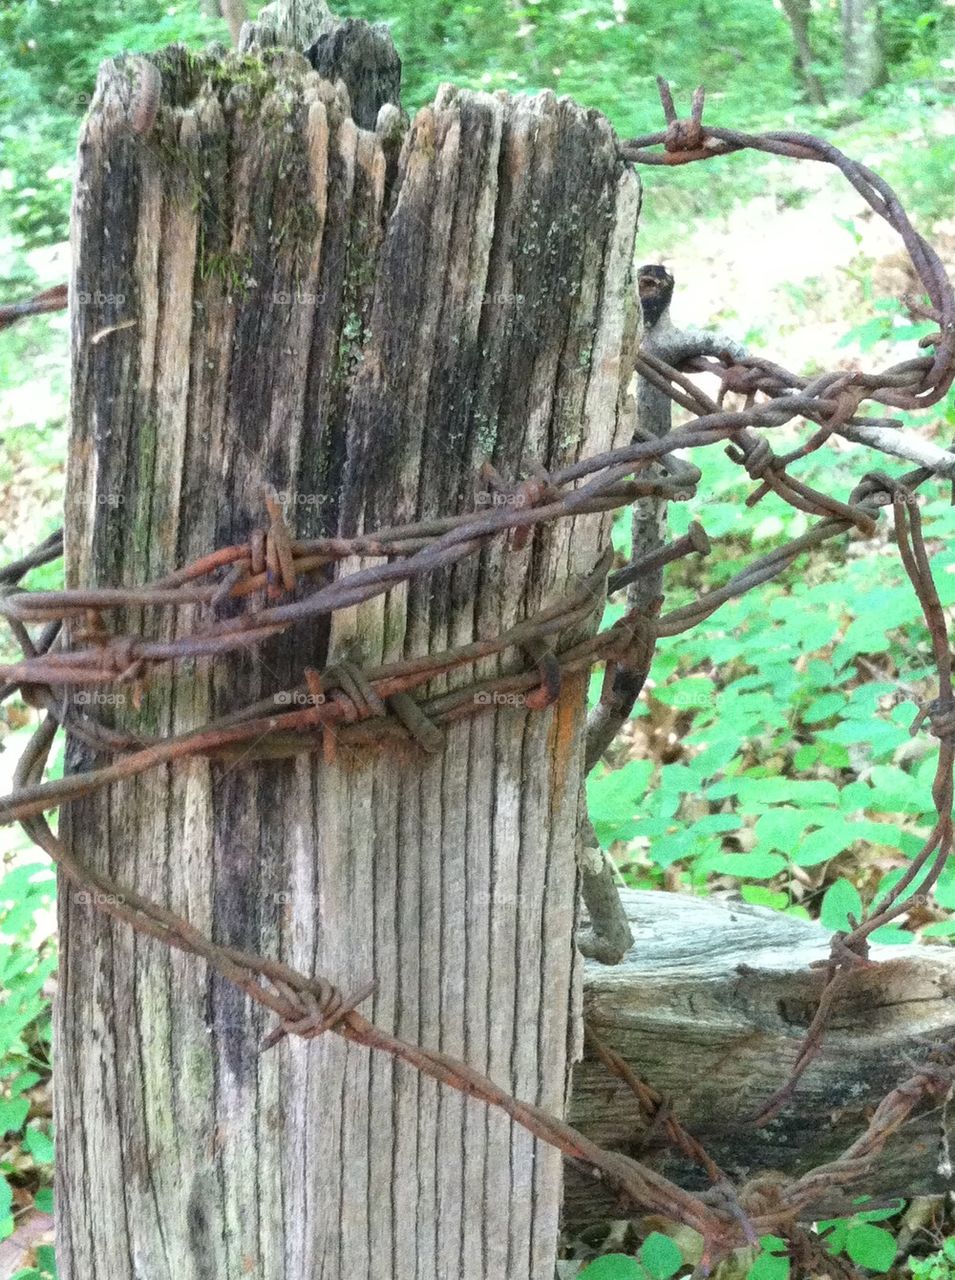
[567, 888, 955, 1227]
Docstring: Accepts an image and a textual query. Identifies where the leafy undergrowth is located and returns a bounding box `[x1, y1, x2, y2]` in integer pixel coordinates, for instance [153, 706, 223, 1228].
[0, 864, 55, 1271]
[564, 1197, 955, 1279]
[589, 396, 955, 946]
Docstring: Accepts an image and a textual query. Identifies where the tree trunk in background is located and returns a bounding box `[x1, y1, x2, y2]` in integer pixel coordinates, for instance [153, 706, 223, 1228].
[842, 0, 885, 96]
[779, 0, 828, 106]
[58, 45, 640, 1280]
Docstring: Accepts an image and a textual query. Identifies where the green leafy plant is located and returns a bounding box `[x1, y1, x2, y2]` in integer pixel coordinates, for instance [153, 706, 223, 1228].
[0, 862, 56, 1240]
[10, 1242, 56, 1280]
[817, 1201, 905, 1273]
[909, 1238, 955, 1279]
[578, 1233, 684, 1279]
[587, 419, 955, 939]
[746, 1235, 790, 1280]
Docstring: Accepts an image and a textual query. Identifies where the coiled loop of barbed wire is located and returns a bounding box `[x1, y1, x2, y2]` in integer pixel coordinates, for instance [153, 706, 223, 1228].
[2, 81, 955, 1272]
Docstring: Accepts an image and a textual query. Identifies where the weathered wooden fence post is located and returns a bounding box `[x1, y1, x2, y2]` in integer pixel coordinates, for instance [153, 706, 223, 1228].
[58, 40, 640, 1280]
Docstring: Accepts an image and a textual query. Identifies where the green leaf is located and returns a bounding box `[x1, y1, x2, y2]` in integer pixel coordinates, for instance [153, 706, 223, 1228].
[655, 678, 716, 712]
[758, 1236, 788, 1253]
[0, 866, 56, 902]
[656, 790, 681, 821]
[822, 720, 908, 753]
[746, 1248, 789, 1280]
[630, 818, 676, 840]
[650, 829, 699, 870]
[820, 879, 863, 931]
[802, 692, 846, 723]
[818, 741, 850, 768]
[849, 820, 913, 852]
[921, 920, 955, 937]
[660, 763, 708, 796]
[935, 867, 955, 909]
[0, 1097, 30, 1135]
[34, 1243, 55, 1277]
[684, 814, 741, 837]
[9, 1072, 41, 1098]
[850, 1197, 905, 1223]
[867, 764, 932, 815]
[844, 1222, 896, 1272]
[706, 851, 786, 880]
[683, 736, 741, 781]
[638, 1232, 682, 1279]
[822, 1217, 849, 1253]
[0, 899, 48, 939]
[740, 885, 789, 909]
[753, 809, 806, 852]
[792, 743, 820, 769]
[705, 777, 742, 801]
[0, 951, 39, 985]
[34, 1186, 53, 1214]
[578, 1255, 642, 1279]
[587, 759, 654, 846]
[915, 752, 941, 791]
[732, 668, 789, 694]
[872, 863, 935, 911]
[869, 924, 915, 945]
[24, 1126, 54, 1164]
[793, 822, 854, 867]
[741, 778, 840, 807]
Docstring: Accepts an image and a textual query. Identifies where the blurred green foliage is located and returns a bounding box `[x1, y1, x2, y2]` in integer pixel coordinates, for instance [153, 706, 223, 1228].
[910, 1240, 955, 1279]
[1, 0, 953, 274]
[0, 863, 55, 1244]
[577, 1233, 683, 1279]
[574, 1204, 914, 1276]
[0, 0, 228, 259]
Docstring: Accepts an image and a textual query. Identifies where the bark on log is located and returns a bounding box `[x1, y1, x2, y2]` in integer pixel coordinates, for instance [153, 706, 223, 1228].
[566, 889, 955, 1229]
[59, 46, 640, 1280]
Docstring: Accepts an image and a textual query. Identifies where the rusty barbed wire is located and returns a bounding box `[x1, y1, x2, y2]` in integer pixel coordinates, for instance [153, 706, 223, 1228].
[0, 455, 940, 825]
[622, 79, 954, 416]
[583, 1022, 731, 1191]
[2, 83, 955, 1270]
